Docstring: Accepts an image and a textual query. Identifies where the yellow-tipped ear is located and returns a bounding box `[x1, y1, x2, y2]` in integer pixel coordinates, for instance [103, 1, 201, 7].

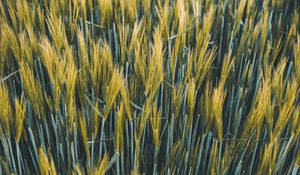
[294, 35, 300, 83]
[15, 94, 26, 143]
[20, 62, 45, 118]
[65, 61, 78, 132]
[95, 153, 109, 175]
[0, 84, 12, 136]
[79, 111, 90, 161]
[211, 87, 227, 140]
[150, 105, 161, 148]
[103, 68, 123, 119]
[187, 78, 196, 128]
[39, 148, 57, 175]
[115, 103, 124, 153]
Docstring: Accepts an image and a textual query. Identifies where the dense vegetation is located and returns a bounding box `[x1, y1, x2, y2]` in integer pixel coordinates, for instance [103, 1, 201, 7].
[0, 0, 299, 174]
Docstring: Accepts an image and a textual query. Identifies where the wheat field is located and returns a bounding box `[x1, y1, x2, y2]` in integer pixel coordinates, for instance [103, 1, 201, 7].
[0, 0, 299, 174]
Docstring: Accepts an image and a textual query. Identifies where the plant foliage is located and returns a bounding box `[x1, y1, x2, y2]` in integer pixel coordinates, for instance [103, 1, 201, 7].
[0, 0, 299, 174]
